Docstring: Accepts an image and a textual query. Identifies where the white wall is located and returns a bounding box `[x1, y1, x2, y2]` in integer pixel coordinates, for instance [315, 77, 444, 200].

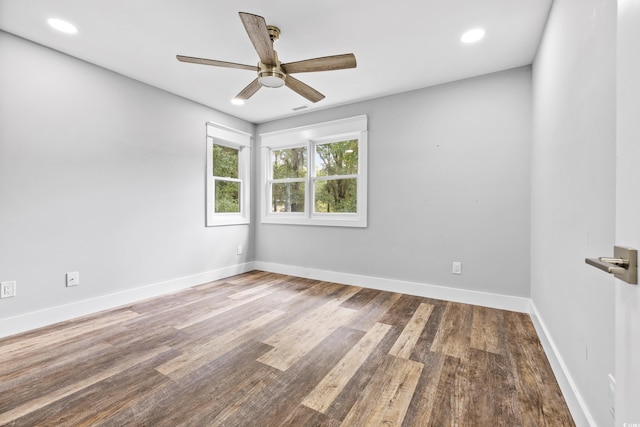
[0, 31, 255, 332]
[256, 67, 532, 298]
[531, 0, 616, 425]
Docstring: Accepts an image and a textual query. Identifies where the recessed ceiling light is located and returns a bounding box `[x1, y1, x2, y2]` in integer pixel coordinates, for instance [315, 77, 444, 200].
[48, 18, 78, 34]
[461, 28, 485, 44]
[231, 98, 245, 106]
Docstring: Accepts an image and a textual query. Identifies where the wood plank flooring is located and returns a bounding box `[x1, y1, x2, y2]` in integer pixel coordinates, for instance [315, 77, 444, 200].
[0, 271, 575, 426]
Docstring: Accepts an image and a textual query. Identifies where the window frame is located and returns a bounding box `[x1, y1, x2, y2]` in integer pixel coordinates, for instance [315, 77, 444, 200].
[260, 115, 367, 228]
[206, 122, 251, 227]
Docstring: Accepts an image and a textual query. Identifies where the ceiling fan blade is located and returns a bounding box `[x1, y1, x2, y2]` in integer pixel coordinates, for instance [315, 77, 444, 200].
[239, 12, 276, 66]
[285, 76, 325, 103]
[177, 55, 258, 72]
[235, 78, 262, 100]
[282, 54, 356, 74]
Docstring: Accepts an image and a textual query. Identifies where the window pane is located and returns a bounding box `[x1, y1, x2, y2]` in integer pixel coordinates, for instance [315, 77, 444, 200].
[315, 140, 358, 177]
[215, 180, 240, 213]
[272, 147, 307, 179]
[314, 178, 357, 213]
[213, 144, 239, 178]
[272, 182, 305, 212]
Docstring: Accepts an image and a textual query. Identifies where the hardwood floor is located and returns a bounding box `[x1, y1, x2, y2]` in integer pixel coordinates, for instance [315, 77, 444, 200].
[0, 271, 575, 426]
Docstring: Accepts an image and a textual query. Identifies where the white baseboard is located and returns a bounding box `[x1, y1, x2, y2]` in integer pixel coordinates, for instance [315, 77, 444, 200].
[254, 261, 530, 313]
[0, 262, 255, 339]
[529, 302, 595, 427]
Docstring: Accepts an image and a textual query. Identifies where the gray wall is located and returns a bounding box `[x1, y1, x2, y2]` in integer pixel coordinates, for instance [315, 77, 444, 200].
[531, 0, 616, 425]
[256, 67, 532, 297]
[0, 31, 254, 319]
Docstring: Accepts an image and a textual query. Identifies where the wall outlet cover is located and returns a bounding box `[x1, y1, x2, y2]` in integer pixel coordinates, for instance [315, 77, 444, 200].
[1, 281, 16, 298]
[452, 262, 462, 275]
[66, 272, 80, 287]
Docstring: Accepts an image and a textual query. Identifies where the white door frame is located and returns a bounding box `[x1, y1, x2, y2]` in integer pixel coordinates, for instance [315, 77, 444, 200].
[615, 1, 640, 425]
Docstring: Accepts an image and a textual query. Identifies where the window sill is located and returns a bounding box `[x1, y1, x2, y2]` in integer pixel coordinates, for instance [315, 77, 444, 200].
[261, 215, 366, 228]
[207, 216, 250, 227]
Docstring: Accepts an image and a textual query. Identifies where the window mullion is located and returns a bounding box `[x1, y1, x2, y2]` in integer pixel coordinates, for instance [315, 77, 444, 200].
[308, 141, 315, 218]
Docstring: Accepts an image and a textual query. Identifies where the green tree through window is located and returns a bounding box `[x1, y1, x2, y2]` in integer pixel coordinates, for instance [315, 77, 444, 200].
[260, 115, 367, 227]
[314, 140, 358, 213]
[271, 147, 307, 212]
[213, 144, 240, 213]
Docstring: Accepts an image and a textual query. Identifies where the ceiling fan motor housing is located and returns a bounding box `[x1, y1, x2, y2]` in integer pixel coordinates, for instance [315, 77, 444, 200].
[258, 49, 286, 88]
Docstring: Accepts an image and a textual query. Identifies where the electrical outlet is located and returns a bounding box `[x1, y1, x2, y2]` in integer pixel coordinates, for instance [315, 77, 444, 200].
[452, 261, 462, 275]
[1, 281, 16, 298]
[237, 245, 243, 255]
[66, 271, 79, 287]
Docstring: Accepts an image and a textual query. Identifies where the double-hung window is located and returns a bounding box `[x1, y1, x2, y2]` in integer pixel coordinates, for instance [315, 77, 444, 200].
[206, 122, 251, 226]
[260, 115, 367, 227]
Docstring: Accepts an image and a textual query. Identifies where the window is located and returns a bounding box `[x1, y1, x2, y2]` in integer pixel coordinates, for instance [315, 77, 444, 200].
[260, 115, 367, 227]
[271, 147, 307, 213]
[206, 123, 251, 226]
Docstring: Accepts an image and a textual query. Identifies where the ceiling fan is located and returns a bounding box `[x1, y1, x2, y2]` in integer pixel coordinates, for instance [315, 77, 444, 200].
[177, 12, 357, 103]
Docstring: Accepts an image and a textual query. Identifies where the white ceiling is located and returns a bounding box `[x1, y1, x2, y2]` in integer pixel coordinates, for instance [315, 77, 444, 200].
[0, 0, 552, 124]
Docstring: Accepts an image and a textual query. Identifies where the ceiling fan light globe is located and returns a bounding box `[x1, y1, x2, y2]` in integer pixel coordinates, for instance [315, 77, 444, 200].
[258, 73, 285, 88]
